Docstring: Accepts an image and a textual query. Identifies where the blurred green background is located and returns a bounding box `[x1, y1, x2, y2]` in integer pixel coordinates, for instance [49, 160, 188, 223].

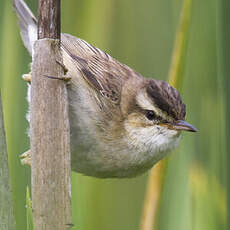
[0, 0, 228, 229]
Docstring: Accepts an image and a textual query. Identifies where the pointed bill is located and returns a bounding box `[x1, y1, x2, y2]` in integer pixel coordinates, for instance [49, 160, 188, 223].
[170, 120, 197, 132]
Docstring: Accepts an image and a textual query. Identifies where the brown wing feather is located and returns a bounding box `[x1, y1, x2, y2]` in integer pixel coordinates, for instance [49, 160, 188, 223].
[61, 33, 139, 104]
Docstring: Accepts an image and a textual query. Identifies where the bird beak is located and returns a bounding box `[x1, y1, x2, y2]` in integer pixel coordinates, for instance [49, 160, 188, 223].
[169, 120, 197, 132]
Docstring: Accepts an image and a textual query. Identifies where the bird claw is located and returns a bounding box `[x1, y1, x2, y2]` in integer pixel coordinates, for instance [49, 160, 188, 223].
[22, 61, 70, 84]
[20, 149, 31, 166]
[43, 74, 71, 82]
[56, 60, 68, 75]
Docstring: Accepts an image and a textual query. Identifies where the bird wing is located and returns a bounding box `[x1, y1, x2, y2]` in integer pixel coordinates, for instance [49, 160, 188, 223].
[13, 0, 140, 105]
[61, 33, 139, 104]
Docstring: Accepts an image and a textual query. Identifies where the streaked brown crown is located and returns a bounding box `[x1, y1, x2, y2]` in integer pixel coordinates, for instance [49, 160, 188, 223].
[146, 79, 186, 120]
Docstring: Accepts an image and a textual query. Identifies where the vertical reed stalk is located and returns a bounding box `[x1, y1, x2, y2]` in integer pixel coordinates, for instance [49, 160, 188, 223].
[31, 0, 72, 229]
[140, 0, 192, 229]
[0, 93, 16, 230]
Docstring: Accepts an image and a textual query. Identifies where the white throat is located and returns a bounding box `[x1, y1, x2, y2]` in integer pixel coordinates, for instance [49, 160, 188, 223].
[124, 121, 181, 163]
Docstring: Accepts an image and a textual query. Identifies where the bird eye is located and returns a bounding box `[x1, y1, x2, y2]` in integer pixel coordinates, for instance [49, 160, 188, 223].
[145, 110, 156, 120]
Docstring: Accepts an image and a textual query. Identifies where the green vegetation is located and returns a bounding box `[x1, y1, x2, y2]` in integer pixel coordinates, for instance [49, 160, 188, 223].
[0, 0, 227, 230]
[26, 187, 33, 230]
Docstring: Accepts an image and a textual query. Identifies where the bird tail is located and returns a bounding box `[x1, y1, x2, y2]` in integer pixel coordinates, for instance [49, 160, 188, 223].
[13, 0, 37, 55]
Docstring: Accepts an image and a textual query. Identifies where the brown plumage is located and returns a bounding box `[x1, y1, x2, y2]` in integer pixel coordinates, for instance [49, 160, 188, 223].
[61, 33, 186, 121]
[14, 0, 196, 178]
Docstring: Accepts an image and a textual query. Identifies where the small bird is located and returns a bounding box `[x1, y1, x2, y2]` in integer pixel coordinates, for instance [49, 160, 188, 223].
[14, 0, 197, 178]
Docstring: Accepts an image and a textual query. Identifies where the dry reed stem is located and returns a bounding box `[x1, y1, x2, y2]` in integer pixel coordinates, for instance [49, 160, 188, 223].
[31, 0, 72, 229]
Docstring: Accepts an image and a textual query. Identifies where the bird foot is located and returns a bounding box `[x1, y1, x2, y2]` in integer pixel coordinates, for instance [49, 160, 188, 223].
[20, 149, 31, 166]
[22, 73, 31, 83]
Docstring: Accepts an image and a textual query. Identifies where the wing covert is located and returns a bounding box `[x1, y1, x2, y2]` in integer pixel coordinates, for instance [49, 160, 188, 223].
[61, 33, 134, 104]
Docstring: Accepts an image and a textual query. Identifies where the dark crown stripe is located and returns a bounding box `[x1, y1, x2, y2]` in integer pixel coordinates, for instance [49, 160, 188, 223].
[146, 80, 185, 120]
